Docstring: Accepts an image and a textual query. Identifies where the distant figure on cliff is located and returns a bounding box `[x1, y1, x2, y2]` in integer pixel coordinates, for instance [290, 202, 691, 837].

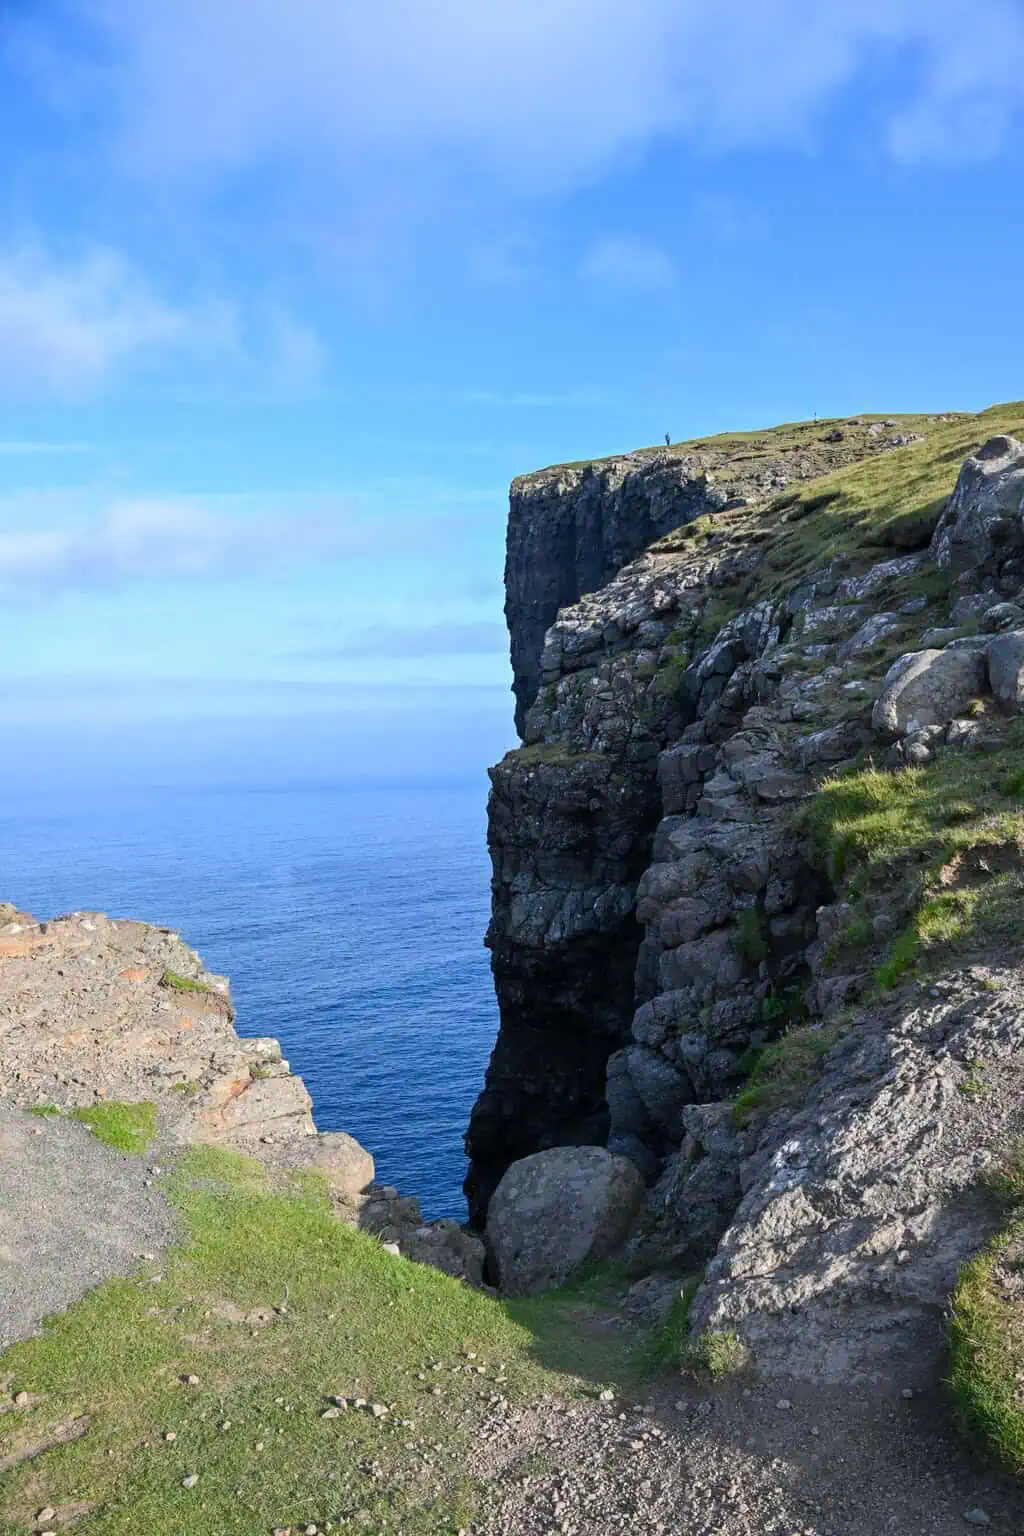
[664, 432, 671, 447]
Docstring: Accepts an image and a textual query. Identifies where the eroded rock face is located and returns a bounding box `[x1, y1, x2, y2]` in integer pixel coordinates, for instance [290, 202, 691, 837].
[0, 909, 479, 1290]
[508, 428, 928, 734]
[486, 1145, 645, 1295]
[690, 969, 1024, 1383]
[931, 434, 1024, 574]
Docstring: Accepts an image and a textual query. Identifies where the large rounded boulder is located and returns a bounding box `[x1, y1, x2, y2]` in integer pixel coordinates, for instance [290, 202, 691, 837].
[485, 1146, 645, 1296]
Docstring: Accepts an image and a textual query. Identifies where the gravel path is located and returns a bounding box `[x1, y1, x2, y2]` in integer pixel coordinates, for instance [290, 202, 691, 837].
[476, 1374, 1024, 1535]
[0, 1101, 175, 1350]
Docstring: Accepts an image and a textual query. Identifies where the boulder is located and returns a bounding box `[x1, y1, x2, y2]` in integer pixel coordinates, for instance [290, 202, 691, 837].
[307, 1131, 375, 1205]
[986, 630, 1024, 713]
[981, 601, 1024, 634]
[871, 646, 986, 739]
[931, 435, 1024, 573]
[486, 1146, 645, 1295]
[400, 1221, 486, 1287]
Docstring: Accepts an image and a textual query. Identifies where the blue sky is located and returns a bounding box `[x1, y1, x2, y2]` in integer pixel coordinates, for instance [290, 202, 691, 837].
[1, 1, 1024, 786]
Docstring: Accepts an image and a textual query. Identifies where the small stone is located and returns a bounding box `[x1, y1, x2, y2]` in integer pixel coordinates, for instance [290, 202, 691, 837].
[37, 1510, 56, 1523]
[13, 1391, 29, 1407]
[776, 1398, 792, 1410]
[963, 1511, 990, 1527]
[184, 1374, 200, 1386]
[182, 1474, 199, 1488]
[305, 1526, 319, 1534]
[164, 1430, 177, 1442]
[221, 1420, 232, 1430]
[321, 1407, 342, 1419]
[673, 1400, 685, 1411]
[255, 1441, 265, 1451]
[431, 1386, 442, 1396]
[273, 1528, 292, 1535]
[370, 1403, 388, 1418]
[381, 1242, 401, 1257]
[598, 1389, 615, 1402]
[901, 1388, 914, 1399]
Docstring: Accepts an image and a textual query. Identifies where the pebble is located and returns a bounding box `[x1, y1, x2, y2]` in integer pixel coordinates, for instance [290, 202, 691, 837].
[598, 1389, 615, 1402]
[13, 1391, 29, 1407]
[272, 1528, 292, 1535]
[37, 1510, 56, 1523]
[901, 1388, 914, 1399]
[183, 1374, 200, 1386]
[776, 1399, 793, 1410]
[963, 1512, 990, 1527]
[182, 1474, 199, 1488]
[164, 1430, 177, 1442]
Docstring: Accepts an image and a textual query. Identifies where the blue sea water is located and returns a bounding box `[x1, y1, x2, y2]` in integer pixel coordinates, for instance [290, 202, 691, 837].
[0, 782, 497, 1219]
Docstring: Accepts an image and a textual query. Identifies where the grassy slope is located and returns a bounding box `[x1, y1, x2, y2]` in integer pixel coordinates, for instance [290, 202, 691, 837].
[948, 1152, 1024, 1474]
[0, 1150, 670, 1536]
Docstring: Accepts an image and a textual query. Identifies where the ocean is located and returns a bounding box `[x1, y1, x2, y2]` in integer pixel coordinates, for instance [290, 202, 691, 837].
[0, 781, 498, 1220]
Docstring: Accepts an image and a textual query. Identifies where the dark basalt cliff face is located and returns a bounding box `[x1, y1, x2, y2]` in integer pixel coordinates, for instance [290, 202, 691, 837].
[505, 430, 910, 735]
[466, 418, 949, 1225]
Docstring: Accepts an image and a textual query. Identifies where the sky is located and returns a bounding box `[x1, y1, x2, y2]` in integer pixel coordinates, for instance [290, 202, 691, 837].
[1, 0, 1024, 787]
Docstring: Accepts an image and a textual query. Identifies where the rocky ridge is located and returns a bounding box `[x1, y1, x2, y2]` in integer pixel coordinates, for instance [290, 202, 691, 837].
[471, 407, 1024, 1389]
[0, 906, 484, 1309]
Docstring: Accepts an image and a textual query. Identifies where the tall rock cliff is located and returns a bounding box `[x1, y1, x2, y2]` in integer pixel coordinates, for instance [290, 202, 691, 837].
[465, 408, 1024, 1238]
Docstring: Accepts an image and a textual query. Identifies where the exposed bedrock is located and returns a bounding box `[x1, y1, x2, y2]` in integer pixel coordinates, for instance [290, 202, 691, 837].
[465, 531, 778, 1222]
[505, 428, 911, 735]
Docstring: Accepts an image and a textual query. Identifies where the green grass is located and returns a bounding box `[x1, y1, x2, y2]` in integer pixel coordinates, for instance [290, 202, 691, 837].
[732, 907, 769, 966]
[681, 1330, 749, 1378]
[804, 724, 1024, 987]
[27, 1104, 61, 1119]
[732, 1021, 845, 1126]
[948, 1150, 1024, 1474]
[0, 1152, 680, 1536]
[69, 1101, 158, 1156]
[750, 402, 1024, 600]
[160, 970, 215, 996]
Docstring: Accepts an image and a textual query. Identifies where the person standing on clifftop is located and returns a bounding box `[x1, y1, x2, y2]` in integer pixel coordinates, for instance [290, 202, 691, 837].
[664, 432, 671, 447]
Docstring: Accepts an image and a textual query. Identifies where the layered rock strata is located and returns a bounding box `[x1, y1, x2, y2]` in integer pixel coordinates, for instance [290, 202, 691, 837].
[470, 421, 932, 1222]
[474, 415, 1024, 1373]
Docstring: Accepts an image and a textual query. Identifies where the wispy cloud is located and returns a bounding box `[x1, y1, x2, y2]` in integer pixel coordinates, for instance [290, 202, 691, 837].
[296, 620, 508, 660]
[0, 494, 362, 600]
[0, 440, 98, 456]
[581, 236, 676, 293]
[0, 244, 328, 397]
[61, 0, 1024, 197]
[0, 245, 203, 393]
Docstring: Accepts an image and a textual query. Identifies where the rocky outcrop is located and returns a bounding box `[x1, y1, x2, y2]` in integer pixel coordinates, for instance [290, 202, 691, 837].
[473, 411, 1024, 1350]
[0, 906, 483, 1285]
[689, 965, 1024, 1383]
[507, 425, 929, 734]
[485, 1145, 645, 1295]
[472, 420, 945, 1225]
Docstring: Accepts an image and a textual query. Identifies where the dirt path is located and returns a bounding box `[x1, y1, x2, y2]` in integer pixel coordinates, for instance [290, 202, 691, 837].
[476, 1371, 1024, 1535]
[0, 1101, 175, 1350]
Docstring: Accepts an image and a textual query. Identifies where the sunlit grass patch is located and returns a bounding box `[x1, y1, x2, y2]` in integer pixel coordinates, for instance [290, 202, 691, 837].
[0, 1150, 676, 1536]
[948, 1150, 1024, 1475]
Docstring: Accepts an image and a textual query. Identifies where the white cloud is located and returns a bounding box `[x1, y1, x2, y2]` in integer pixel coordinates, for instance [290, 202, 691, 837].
[581, 237, 676, 292]
[0, 495, 363, 599]
[0, 244, 327, 396]
[69, 0, 1024, 191]
[0, 246, 198, 392]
